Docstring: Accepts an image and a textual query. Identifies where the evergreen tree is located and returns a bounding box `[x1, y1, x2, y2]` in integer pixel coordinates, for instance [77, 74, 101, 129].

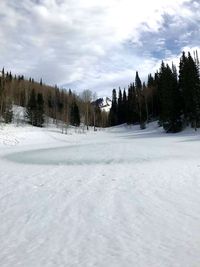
[26, 91, 44, 127]
[158, 62, 182, 132]
[135, 71, 142, 90]
[117, 88, 123, 124]
[109, 89, 118, 126]
[135, 71, 146, 128]
[70, 101, 80, 126]
[143, 82, 149, 123]
[122, 89, 127, 123]
[187, 52, 200, 129]
[127, 83, 138, 124]
[157, 61, 165, 124]
[153, 72, 160, 118]
[179, 52, 190, 122]
[147, 73, 155, 119]
[126, 85, 133, 124]
[179, 52, 200, 128]
[147, 73, 154, 88]
[36, 93, 44, 127]
[26, 89, 37, 126]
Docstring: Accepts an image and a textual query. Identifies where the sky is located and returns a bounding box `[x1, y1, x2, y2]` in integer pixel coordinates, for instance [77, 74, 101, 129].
[0, 0, 199, 97]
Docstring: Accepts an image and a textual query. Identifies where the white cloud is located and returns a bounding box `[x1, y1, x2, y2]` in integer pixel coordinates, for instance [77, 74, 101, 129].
[0, 0, 199, 96]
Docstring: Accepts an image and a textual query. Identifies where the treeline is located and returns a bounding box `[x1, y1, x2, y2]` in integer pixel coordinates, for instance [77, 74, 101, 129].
[0, 70, 108, 129]
[109, 51, 200, 132]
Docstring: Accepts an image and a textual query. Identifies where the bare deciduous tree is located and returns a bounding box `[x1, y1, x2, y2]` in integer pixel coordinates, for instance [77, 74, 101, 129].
[80, 89, 92, 130]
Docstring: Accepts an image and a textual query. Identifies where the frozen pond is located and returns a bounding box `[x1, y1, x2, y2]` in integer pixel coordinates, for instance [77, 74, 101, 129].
[5, 144, 113, 165]
[5, 143, 151, 165]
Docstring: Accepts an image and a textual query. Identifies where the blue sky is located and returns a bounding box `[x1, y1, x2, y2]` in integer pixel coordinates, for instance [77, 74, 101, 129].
[0, 0, 199, 96]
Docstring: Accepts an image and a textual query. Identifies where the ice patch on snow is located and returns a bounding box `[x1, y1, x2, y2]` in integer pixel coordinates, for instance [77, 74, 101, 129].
[5, 144, 152, 166]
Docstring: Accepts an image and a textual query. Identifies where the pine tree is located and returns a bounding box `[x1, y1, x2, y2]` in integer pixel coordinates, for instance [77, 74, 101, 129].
[109, 89, 118, 126]
[187, 52, 200, 129]
[143, 82, 149, 123]
[153, 72, 160, 118]
[70, 101, 80, 127]
[170, 63, 183, 132]
[127, 83, 138, 124]
[117, 88, 123, 124]
[122, 89, 127, 123]
[158, 62, 182, 132]
[127, 85, 133, 124]
[26, 89, 37, 126]
[179, 51, 200, 129]
[135, 71, 146, 128]
[147, 73, 155, 119]
[36, 93, 44, 127]
[179, 52, 190, 122]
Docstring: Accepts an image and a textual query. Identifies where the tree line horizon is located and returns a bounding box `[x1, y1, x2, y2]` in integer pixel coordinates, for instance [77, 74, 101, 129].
[0, 50, 199, 133]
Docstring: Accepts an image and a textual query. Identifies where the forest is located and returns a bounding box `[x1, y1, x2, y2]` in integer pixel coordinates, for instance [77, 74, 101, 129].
[0, 70, 108, 131]
[109, 51, 200, 132]
[0, 51, 199, 133]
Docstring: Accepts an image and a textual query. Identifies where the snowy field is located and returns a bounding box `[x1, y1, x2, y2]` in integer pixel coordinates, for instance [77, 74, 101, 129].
[1, 122, 200, 267]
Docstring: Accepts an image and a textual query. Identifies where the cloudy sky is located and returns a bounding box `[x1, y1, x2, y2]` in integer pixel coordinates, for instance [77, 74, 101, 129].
[0, 0, 199, 96]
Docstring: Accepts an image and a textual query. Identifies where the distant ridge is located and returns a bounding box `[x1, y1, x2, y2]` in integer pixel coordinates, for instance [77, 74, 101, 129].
[93, 97, 112, 112]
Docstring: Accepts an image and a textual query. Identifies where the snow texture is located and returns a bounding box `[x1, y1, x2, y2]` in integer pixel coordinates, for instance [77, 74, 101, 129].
[1, 122, 200, 267]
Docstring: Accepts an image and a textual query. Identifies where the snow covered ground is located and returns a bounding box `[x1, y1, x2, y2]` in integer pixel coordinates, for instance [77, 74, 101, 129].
[1, 122, 200, 267]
